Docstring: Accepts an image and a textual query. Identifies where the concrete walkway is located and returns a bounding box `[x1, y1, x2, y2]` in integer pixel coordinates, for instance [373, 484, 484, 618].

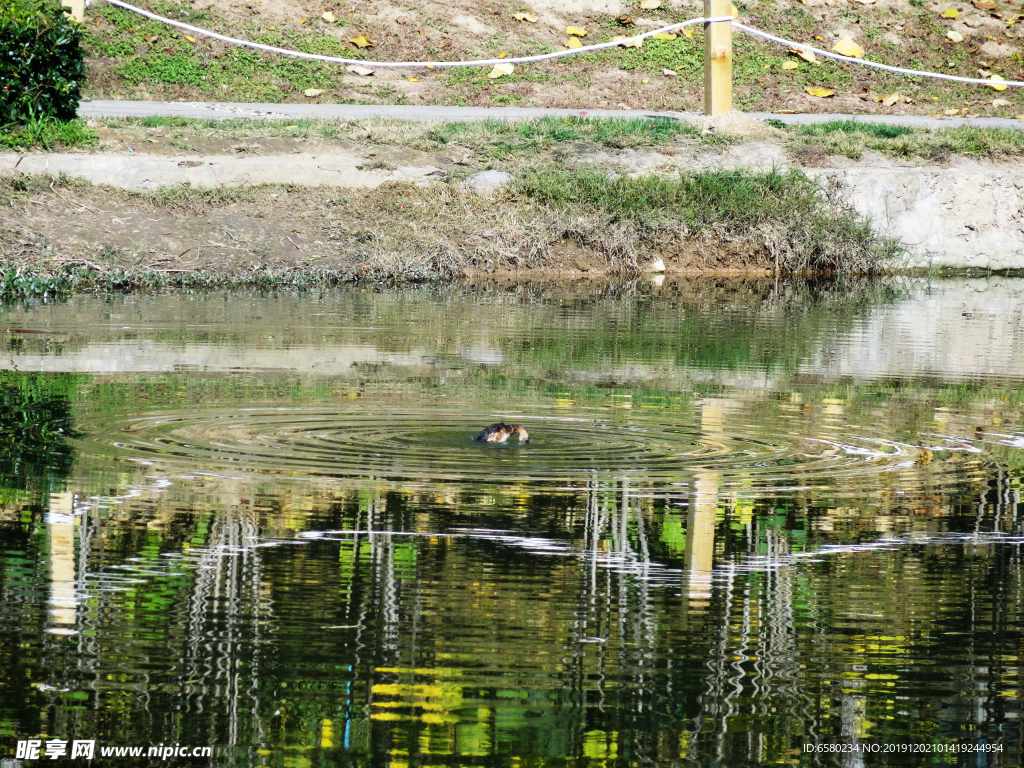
[2, 152, 446, 191]
[78, 99, 1024, 130]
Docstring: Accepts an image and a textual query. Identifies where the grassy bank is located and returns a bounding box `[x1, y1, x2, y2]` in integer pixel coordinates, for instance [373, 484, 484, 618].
[0, 164, 899, 299]
[8, 114, 1024, 165]
[516, 165, 898, 274]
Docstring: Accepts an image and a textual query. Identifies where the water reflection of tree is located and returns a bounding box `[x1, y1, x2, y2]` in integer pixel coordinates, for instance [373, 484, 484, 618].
[4, 456, 1021, 765]
[0, 372, 83, 498]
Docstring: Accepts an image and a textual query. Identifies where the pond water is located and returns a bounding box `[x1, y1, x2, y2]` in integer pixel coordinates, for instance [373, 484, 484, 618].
[1, 276, 1023, 767]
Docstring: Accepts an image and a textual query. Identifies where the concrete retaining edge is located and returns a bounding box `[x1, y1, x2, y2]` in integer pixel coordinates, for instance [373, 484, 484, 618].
[807, 168, 1024, 270]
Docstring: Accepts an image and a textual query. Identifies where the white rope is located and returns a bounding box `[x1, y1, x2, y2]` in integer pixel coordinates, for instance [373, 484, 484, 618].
[100, 0, 1024, 88]
[734, 22, 1024, 87]
[103, 0, 732, 69]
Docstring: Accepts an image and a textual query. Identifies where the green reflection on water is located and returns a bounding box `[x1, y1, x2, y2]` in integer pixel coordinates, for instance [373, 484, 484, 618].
[0, 278, 1022, 766]
[0, 373, 84, 501]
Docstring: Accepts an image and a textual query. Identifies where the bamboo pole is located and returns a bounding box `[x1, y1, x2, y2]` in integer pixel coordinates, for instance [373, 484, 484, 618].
[703, 0, 732, 116]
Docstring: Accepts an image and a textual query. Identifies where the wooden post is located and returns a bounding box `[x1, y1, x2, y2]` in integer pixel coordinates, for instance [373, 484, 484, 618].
[703, 0, 732, 116]
[62, 0, 84, 22]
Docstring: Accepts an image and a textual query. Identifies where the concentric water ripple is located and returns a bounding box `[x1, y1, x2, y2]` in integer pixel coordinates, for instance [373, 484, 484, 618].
[72, 405, 984, 490]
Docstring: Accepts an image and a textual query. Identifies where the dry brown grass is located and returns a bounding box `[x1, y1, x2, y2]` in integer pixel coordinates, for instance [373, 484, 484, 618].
[0, 160, 897, 299]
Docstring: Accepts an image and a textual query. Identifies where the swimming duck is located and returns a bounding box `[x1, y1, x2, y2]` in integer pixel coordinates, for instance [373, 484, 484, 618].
[473, 423, 530, 443]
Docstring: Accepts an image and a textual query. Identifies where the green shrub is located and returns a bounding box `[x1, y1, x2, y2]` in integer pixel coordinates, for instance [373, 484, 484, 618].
[0, 0, 86, 126]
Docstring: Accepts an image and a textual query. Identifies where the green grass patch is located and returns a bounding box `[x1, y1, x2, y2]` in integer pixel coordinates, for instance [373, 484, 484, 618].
[118, 54, 207, 87]
[138, 115, 196, 129]
[0, 117, 98, 151]
[426, 116, 703, 152]
[83, 2, 363, 102]
[90, 114, 707, 155]
[515, 166, 901, 274]
[787, 122, 1024, 161]
[0, 265, 366, 301]
[797, 120, 916, 140]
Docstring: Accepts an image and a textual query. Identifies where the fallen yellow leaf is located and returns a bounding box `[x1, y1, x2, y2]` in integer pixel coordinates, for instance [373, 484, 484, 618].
[789, 47, 816, 63]
[684, 28, 693, 37]
[641, 78, 649, 83]
[299, 17, 306, 23]
[498, 51, 507, 58]
[805, 86, 835, 97]
[973, 0, 996, 9]
[488, 62, 514, 78]
[565, 37, 583, 48]
[881, 91, 901, 106]
[731, 3, 740, 17]
[617, 15, 634, 24]
[321, 11, 335, 22]
[184, 34, 196, 42]
[988, 74, 1009, 90]
[832, 37, 864, 58]
[782, 60, 799, 69]
[566, 26, 587, 36]
[513, 11, 538, 22]
[940, 7, 959, 17]
[350, 34, 374, 48]
[651, 32, 677, 40]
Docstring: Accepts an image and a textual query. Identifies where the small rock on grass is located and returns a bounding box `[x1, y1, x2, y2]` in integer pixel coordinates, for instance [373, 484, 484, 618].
[464, 170, 513, 198]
